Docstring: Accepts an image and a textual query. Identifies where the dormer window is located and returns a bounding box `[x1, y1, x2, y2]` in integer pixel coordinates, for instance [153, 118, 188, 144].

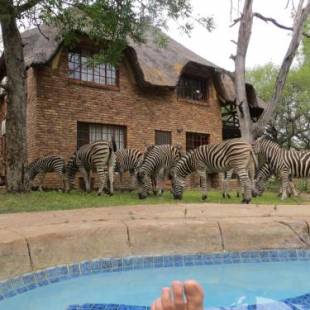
[68, 49, 118, 86]
[177, 75, 208, 102]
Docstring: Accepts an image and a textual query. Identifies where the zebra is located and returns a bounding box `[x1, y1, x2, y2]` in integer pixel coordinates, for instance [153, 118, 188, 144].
[253, 137, 310, 199]
[114, 148, 143, 190]
[171, 139, 257, 203]
[25, 155, 66, 191]
[137, 144, 182, 199]
[65, 140, 116, 195]
[222, 169, 240, 199]
[253, 162, 298, 197]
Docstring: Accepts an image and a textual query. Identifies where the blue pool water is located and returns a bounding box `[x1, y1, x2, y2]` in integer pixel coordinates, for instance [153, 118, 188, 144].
[1, 256, 310, 310]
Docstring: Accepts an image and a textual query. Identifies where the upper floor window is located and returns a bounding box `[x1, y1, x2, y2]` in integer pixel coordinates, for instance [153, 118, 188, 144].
[68, 50, 118, 86]
[177, 75, 208, 102]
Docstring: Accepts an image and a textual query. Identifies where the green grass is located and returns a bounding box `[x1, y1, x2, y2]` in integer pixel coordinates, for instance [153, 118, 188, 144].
[0, 190, 307, 214]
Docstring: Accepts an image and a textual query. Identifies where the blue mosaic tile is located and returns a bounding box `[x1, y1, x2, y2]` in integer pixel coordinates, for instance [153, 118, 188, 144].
[143, 257, 154, 268]
[1, 249, 310, 307]
[68, 264, 81, 277]
[154, 256, 164, 268]
[163, 255, 174, 267]
[173, 255, 184, 267]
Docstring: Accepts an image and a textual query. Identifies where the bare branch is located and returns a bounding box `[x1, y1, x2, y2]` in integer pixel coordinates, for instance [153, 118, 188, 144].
[230, 17, 241, 28]
[253, 0, 310, 137]
[254, 12, 310, 38]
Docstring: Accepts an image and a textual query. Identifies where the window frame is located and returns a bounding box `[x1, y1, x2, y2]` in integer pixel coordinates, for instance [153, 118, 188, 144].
[155, 130, 172, 145]
[186, 131, 210, 151]
[177, 74, 209, 102]
[68, 48, 119, 87]
[77, 122, 127, 150]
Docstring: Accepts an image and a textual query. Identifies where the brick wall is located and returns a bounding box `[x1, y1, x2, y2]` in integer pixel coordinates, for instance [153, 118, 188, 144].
[26, 48, 223, 189]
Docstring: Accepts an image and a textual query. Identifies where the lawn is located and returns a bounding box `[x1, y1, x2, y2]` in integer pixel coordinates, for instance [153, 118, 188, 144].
[0, 189, 308, 214]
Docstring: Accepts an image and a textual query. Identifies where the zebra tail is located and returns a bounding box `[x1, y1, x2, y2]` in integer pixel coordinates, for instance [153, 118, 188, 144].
[111, 138, 117, 153]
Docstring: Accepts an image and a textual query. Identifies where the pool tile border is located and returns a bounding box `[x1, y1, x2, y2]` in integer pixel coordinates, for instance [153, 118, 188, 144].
[1, 249, 310, 308]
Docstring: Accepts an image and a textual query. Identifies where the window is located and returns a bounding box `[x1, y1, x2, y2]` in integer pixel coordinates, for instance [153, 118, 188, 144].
[186, 132, 209, 151]
[68, 50, 118, 86]
[77, 122, 126, 150]
[155, 130, 172, 145]
[177, 75, 208, 101]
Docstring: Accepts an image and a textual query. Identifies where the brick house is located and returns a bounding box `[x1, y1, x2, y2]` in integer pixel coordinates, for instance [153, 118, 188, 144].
[0, 25, 264, 189]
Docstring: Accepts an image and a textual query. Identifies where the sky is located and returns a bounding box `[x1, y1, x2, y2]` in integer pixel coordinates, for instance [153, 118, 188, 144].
[165, 0, 295, 71]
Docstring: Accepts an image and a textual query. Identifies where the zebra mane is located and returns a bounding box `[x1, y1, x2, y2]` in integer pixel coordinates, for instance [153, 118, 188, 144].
[27, 158, 41, 170]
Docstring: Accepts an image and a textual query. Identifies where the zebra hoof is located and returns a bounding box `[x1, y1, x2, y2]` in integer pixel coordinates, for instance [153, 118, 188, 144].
[222, 193, 225, 198]
[236, 192, 240, 198]
[173, 194, 182, 200]
[108, 192, 114, 196]
[241, 198, 251, 204]
[138, 193, 147, 199]
[202, 195, 208, 201]
[227, 194, 231, 199]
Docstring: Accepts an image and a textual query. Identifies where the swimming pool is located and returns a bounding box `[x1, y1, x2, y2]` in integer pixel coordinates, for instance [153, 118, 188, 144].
[1, 250, 310, 310]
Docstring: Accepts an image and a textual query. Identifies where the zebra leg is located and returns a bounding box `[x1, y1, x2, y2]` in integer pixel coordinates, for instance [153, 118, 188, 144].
[222, 172, 231, 199]
[107, 163, 114, 196]
[96, 166, 107, 196]
[197, 169, 208, 200]
[237, 168, 252, 204]
[156, 168, 166, 196]
[222, 172, 228, 199]
[79, 167, 91, 193]
[289, 181, 299, 197]
[37, 172, 45, 191]
[130, 172, 137, 191]
[280, 169, 290, 200]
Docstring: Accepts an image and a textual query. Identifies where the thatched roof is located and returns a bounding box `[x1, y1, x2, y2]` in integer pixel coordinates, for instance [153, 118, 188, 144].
[0, 25, 264, 114]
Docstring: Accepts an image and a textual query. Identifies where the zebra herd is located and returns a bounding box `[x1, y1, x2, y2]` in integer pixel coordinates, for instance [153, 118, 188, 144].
[24, 137, 310, 203]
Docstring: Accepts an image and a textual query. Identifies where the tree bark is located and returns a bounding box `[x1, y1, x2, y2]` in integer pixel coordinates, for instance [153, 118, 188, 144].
[233, 0, 254, 143]
[0, 14, 28, 192]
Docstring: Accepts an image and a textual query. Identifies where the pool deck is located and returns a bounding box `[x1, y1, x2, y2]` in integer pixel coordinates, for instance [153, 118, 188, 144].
[1, 203, 310, 280]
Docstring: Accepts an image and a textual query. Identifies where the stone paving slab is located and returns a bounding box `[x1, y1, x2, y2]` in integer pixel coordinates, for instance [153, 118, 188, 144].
[0, 203, 310, 280]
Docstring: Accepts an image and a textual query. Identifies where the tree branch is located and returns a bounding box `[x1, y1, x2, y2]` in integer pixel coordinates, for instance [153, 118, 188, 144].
[231, 9, 310, 38]
[254, 12, 310, 38]
[253, 0, 310, 137]
[16, 0, 41, 14]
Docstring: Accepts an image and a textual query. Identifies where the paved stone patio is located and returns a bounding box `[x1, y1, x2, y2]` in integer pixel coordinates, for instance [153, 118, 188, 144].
[1, 203, 310, 280]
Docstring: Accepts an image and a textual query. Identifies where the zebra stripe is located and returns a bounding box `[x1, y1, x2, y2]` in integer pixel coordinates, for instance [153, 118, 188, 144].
[66, 140, 116, 195]
[115, 148, 143, 190]
[253, 137, 310, 199]
[254, 162, 298, 198]
[25, 155, 66, 191]
[137, 144, 182, 199]
[172, 139, 256, 203]
[115, 148, 143, 174]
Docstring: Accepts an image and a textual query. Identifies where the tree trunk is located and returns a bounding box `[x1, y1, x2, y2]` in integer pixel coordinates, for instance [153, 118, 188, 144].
[0, 15, 28, 192]
[233, 0, 254, 143]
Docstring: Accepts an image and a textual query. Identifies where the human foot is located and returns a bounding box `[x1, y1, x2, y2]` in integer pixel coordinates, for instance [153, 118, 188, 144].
[151, 280, 204, 310]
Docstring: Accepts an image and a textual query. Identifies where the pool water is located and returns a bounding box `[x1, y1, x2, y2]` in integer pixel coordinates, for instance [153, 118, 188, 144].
[1, 260, 310, 310]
